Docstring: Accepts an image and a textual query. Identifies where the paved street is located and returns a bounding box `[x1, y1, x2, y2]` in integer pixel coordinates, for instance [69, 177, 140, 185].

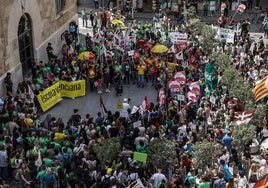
[41, 16, 158, 122]
[41, 0, 268, 122]
[41, 81, 158, 122]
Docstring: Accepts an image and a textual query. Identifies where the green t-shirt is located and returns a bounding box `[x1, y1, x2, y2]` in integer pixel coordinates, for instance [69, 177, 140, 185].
[198, 182, 210, 188]
[51, 142, 61, 151]
[39, 137, 50, 146]
[36, 170, 46, 183]
[43, 158, 54, 167]
[39, 146, 47, 156]
[28, 137, 36, 146]
[136, 145, 146, 153]
[43, 66, 51, 77]
[26, 149, 38, 158]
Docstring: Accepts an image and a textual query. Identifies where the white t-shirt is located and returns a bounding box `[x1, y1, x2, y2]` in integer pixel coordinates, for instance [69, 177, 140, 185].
[151, 173, 167, 188]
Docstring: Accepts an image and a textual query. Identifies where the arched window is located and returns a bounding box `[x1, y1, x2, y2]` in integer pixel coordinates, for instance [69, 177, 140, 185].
[18, 13, 34, 76]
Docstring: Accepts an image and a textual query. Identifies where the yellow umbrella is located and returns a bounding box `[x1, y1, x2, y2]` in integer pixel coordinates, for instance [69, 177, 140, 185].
[111, 19, 125, 28]
[151, 44, 169, 53]
[77, 51, 96, 61]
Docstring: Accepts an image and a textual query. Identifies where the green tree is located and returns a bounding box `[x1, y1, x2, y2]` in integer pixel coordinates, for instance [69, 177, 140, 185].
[200, 25, 217, 54]
[251, 104, 266, 129]
[93, 137, 121, 166]
[146, 137, 178, 169]
[192, 141, 222, 170]
[221, 66, 254, 109]
[230, 124, 256, 154]
[184, 6, 198, 23]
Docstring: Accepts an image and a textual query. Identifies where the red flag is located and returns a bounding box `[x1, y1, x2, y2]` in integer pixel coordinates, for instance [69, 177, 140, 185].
[158, 87, 166, 106]
[169, 80, 181, 93]
[91, 33, 101, 43]
[141, 96, 150, 114]
[189, 81, 201, 95]
[234, 110, 253, 125]
[253, 174, 268, 188]
[187, 91, 197, 102]
[221, 2, 226, 11]
[174, 71, 186, 85]
[114, 29, 121, 39]
[236, 3, 246, 12]
[183, 101, 192, 110]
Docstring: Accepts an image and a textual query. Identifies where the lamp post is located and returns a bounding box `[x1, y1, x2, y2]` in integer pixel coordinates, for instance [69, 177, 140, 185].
[117, 0, 119, 14]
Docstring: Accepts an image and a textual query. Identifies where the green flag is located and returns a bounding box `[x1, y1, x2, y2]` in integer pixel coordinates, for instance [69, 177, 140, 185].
[205, 60, 217, 94]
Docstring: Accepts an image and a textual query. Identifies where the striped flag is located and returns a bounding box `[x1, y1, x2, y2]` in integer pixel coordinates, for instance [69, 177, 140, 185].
[189, 81, 201, 95]
[169, 80, 181, 94]
[183, 101, 192, 110]
[174, 71, 186, 85]
[234, 110, 253, 125]
[253, 174, 268, 188]
[252, 76, 268, 102]
[158, 87, 166, 106]
[114, 29, 121, 39]
[91, 33, 101, 43]
[140, 96, 150, 115]
[187, 91, 197, 102]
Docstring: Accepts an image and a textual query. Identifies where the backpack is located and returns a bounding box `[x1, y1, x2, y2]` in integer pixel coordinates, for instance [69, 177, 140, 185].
[62, 154, 71, 173]
[249, 173, 257, 183]
[102, 175, 111, 187]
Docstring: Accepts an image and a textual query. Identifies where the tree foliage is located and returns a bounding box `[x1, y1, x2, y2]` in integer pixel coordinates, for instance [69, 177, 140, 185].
[212, 52, 254, 109]
[230, 124, 256, 154]
[192, 141, 222, 170]
[184, 6, 198, 23]
[200, 25, 217, 54]
[251, 104, 266, 128]
[146, 137, 178, 169]
[93, 137, 121, 166]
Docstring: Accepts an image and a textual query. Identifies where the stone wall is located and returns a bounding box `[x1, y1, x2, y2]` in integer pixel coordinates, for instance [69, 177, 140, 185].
[0, 0, 77, 98]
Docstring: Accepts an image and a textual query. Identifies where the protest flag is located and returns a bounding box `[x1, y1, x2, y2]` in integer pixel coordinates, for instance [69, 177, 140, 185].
[252, 76, 268, 102]
[234, 110, 253, 125]
[189, 81, 201, 95]
[253, 174, 268, 188]
[35, 150, 42, 167]
[158, 87, 166, 107]
[183, 101, 192, 110]
[174, 71, 186, 85]
[205, 60, 217, 94]
[236, 3, 246, 13]
[99, 96, 108, 114]
[91, 33, 101, 43]
[187, 91, 197, 102]
[140, 96, 150, 114]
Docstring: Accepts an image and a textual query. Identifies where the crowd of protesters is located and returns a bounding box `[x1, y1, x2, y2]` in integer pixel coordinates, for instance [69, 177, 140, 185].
[1, 3, 268, 188]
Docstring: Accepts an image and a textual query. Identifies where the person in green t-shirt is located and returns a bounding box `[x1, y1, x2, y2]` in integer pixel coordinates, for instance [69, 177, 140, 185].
[81, 9, 88, 27]
[36, 167, 46, 186]
[43, 157, 54, 167]
[198, 175, 210, 188]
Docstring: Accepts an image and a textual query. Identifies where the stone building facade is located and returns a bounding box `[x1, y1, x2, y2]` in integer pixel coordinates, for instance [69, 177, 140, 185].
[0, 0, 78, 97]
